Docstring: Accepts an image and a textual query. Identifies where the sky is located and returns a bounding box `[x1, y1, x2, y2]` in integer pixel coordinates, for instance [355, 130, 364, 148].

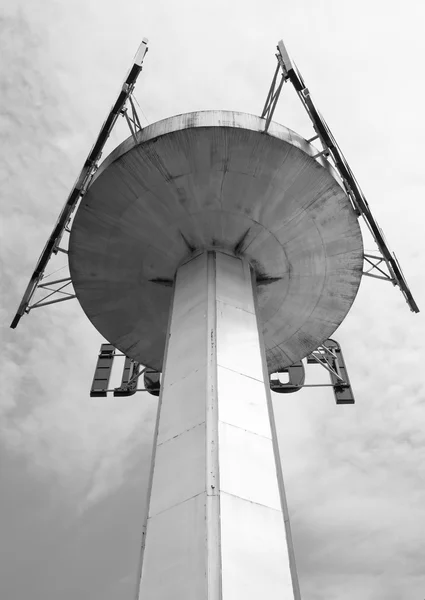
[1, 1, 425, 599]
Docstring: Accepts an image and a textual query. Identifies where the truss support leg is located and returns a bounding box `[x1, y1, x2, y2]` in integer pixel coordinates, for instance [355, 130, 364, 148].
[138, 250, 300, 599]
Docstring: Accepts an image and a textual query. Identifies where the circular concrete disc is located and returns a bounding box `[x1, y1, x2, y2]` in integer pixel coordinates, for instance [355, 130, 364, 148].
[69, 111, 363, 373]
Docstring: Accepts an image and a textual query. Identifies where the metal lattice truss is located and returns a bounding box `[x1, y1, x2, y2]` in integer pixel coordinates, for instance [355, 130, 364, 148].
[92, 339, 353, 403]
[90, 344, 161, 397]
[262, 40, 419, 313]
[307, 343, 345, 384]
[29, 276, 75, 310]
[10, 39, 149, 328]
[269, 339, 354, 403]
[11, 37, 419, 328]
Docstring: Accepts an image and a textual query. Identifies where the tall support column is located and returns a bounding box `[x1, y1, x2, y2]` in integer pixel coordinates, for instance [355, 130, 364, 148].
[138, 250, 299, 599]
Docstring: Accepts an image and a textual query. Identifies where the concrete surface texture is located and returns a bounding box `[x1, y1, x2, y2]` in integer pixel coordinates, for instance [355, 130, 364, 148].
[138, 250, 299, 599]
[69, 110, 363, 372]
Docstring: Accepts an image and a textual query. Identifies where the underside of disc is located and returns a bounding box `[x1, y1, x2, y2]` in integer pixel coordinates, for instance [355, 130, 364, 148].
[69, 110, 363, 372]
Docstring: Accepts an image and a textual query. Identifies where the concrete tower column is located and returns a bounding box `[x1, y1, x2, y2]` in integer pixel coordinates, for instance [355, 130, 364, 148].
[138, 250, 300, 600]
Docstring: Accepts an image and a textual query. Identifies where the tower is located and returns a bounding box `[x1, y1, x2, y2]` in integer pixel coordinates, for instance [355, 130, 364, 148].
[10, 38, 418, 599]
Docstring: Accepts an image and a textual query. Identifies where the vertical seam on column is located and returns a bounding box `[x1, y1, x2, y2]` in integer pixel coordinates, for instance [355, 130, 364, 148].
[206, 251, 222, 600]
[250, 266, 302, 600]
[134, 270, 177, 600]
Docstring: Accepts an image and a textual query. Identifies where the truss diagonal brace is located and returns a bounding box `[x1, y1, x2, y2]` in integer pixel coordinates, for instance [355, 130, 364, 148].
[121, 95, 143, 141]
[261, 61, 285, 133]
[362, 254, 394, 281]
[10, 38, 149, 329]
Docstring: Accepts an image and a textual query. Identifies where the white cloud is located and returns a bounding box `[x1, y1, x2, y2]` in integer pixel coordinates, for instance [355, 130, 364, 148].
[1, 1, 425, 599]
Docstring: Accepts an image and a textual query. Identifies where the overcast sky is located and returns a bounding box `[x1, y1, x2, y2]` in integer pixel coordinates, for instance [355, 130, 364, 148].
[1, 1, 425, 599]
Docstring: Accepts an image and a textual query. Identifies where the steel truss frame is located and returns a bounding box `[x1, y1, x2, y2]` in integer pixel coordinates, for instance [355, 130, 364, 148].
[262, 40, 419, 313]
[10, 39, 149, 328]
[11, 36, 418, 329]
[29, 276, 76, 310]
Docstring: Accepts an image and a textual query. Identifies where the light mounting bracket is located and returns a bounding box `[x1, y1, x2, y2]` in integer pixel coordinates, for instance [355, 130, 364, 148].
[10, 38, 149, 328]
[262, 39, 419, 313]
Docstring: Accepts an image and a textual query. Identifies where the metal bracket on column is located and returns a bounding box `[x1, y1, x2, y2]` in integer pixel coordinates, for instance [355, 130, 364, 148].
[307, 339, 354, 404]
[270, 339, 354, 404]
[113, 357, 143, 397]
[270, 361, 305, 394]
[143, 370, 161, 397]
[307, 341, 345, 383]
[261, 38, 419, 313]
[10, 38, 149, 329]
[90, 344, 161, 397]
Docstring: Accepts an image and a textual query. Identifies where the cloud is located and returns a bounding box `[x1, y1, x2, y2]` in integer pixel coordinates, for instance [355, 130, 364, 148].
[0, 5, 152, 511]
[1, 1, 425, 599]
